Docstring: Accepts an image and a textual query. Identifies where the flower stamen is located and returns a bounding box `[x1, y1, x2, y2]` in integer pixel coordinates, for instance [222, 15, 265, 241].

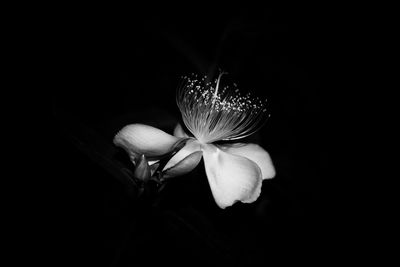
[176, 73, 269, 144]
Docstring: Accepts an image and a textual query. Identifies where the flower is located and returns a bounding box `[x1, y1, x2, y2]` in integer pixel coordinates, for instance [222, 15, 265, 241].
[114, 73, 275, 208]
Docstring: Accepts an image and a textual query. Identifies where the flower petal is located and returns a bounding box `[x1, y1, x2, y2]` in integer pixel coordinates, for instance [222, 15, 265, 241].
[162, 151, 203, 179]
[113, 124, 180, 159]
[222, 143, 276, 180]
[173, 123, 190, 138]
[162, 139, 201, 171]
[202, 144, 263, 209]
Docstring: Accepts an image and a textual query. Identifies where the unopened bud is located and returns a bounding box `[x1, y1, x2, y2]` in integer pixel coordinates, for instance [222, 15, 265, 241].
[133, 154, 151, 181]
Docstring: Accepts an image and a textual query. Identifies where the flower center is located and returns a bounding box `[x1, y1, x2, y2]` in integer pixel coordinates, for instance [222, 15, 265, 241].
[176, 73, 269, 143]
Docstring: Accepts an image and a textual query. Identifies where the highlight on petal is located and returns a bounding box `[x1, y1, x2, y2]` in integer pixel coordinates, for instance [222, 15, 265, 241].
[113, 124, 180, 159]
[222, 143, 276, 180]
[148, 160, 160, 166]
[173, 123, 190, 138]
[149, 162, 160, 177]
[162, 139, 201, 171]
[162, 151, 203, 179]
[202, 144, 263, 209]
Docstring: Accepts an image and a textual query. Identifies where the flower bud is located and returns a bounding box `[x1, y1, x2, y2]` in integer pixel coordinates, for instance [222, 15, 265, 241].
[133, 154, 151, 181]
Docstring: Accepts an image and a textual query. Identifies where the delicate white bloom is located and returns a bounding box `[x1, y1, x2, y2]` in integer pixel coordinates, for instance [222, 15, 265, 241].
[114, 73, 275, 209]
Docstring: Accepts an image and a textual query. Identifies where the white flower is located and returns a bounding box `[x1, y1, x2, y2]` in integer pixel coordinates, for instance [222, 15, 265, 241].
[114, 73, 276, 209]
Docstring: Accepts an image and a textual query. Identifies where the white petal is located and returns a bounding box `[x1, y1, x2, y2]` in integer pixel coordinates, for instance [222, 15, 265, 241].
[162, 151, 203, 179]
[113, 124, 180, 158]
[202, 144, 263, 209]
[173, 123, 190, 138]
[222, 143, 276, 180]
[163, 139, 201, 171]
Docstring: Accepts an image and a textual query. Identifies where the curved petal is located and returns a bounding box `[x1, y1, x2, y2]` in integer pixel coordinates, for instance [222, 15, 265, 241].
[163, 151, 203, 179]
[173, 123, 190, 138]
[202, 144, 263, 209]
[113, 124, 180, 159]
[222, 143, 276, 180]
[162, 139, 201, 171]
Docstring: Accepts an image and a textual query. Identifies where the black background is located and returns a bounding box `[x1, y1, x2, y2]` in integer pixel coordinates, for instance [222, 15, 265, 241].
[52, 5, 325, 266]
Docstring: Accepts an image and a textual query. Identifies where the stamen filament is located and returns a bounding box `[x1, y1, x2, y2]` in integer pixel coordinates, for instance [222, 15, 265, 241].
[176, 73, 269, 144]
